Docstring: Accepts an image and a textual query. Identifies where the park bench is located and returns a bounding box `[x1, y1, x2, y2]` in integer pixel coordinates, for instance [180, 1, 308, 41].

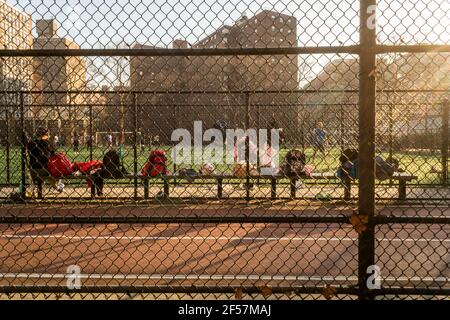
[146, 172, 342, 200]
[144, 172, 417, 201]
[33, 171, 417, 201]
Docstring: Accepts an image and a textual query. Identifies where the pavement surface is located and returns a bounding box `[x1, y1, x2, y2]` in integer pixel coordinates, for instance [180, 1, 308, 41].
[0, 201, 449, 298]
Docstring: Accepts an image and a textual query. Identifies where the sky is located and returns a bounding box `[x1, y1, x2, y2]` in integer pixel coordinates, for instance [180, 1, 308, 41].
[4, 0, 450, 87]
[7, 0, 450, 49]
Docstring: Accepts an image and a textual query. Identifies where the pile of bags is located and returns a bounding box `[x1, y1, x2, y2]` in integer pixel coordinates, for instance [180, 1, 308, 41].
[47, 153, 103, 178]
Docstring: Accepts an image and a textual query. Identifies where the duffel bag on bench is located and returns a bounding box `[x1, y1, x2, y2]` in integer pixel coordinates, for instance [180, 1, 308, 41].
[47, 152, 73, 178]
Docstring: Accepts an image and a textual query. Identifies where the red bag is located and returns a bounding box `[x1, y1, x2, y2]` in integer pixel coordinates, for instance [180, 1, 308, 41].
[47, 153, 73, 178]
[72, 160, 103, 174]
[71, 160, 103, 189]
[141, 149, 169, 177]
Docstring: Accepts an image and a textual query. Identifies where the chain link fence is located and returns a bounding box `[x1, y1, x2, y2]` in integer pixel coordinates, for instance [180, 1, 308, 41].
[0, 0, 449, 300]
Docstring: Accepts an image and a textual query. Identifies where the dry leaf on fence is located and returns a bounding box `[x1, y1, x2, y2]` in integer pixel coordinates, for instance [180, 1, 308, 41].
[260, 286, 272, 298]
[323, 285, 337, 300]
[349, 213, 369, 234]
[234, 288, 243, 300]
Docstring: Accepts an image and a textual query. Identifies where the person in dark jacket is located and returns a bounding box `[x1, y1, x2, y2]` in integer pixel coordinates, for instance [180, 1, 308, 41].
[73, 131, 80, 154]
[27, 127, 64, 193]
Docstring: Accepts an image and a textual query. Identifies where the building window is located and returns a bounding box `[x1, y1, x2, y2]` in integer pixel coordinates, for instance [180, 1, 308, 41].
[271, 26, 276, 32]
[271, 15, 275, 20]
[280, 17, 283, 23]
[223, 37, 228, 43]
[254, 18, 258, 23]
[280, 28, 284, 33]
[288, 30, 291, 34]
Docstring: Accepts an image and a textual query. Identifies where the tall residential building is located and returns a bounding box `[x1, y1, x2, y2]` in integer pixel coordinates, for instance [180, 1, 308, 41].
[130, 10, 299, 143]
[0, 0, 33, 93]
[32, 19, 87, 142]
[191, 10, 298, 91]
[33, 19, 86, 106]
[131, 10, 298, 92]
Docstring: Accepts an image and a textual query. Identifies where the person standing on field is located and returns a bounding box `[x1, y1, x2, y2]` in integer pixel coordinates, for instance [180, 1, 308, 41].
[312, 122, 327, 158]
[73, 131, 80, 155]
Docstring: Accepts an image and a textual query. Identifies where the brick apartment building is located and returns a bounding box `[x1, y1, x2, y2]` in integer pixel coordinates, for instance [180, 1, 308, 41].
[32, 19, 87, 143]
[0, 0, 33, 100]
[0, 0, 33, 145]
[130, 10, 299, 144]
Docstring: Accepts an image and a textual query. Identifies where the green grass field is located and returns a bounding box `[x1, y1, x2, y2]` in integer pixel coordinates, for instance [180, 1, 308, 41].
[0, 146, 446, 185]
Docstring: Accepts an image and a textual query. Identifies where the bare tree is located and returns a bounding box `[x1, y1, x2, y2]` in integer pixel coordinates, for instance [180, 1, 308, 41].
[87, 42, 131, 142]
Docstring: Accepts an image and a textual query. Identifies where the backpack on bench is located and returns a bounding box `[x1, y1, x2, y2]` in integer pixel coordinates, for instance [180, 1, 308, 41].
[375, 156, 399, 181]
[141, 149, 169, 177]
[91, 150, 127, 196]
[337, 148, 399, 181]
[101, 150, 127, 179]
[48, 152, 73, 178]
[338, 148, 359, 179]
[280, 150, 306, 177]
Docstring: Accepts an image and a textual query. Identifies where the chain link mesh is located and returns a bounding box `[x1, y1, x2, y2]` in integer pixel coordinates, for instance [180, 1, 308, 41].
[0, 0, 449, 300]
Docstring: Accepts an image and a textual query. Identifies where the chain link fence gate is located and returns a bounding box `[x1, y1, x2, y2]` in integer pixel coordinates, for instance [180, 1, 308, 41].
[0, 0, 449, 300]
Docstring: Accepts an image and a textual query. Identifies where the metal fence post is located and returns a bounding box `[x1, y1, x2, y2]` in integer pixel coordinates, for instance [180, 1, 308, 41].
[300, 113, 306, 149]
[256, 103, 260, 186]
[388, 102, 393, 159]
[89, 104, 93, 161]
[339, 103, 345, 150]
[442, 99, 449, 185]
[5, 105, 11, 185]
[173, 94, 178, 183]
[20, 92, 26, 199]
[245, 92, 250, 201]
[358, 0, 377, 300]
[388, 102, 394, 186]
[133, 93, 138, 200]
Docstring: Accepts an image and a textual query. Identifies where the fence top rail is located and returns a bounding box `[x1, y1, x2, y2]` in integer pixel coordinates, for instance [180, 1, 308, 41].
[2, 89, 449, 95]
[1, 44, 450, 57]
[0, 46, 359, 57]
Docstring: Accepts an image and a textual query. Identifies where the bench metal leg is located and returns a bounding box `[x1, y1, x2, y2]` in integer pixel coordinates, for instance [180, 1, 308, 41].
[144, 178, 149, 199]
[271, 179, 277, 199]
[398, 180, 407, 201]
[37, 180, 43, 199]
[245, 177, 251, 201]
[344, 177, 351, 201]
[90, 180, 96, 198]
[290, 178, 296, 198]
[217, 178, 223, 199]
[163, 178, 169, 198]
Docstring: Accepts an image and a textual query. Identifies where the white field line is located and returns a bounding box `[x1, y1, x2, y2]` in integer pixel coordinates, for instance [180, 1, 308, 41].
[0, 273, 448, 283]
[0, 234, 449, 243]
